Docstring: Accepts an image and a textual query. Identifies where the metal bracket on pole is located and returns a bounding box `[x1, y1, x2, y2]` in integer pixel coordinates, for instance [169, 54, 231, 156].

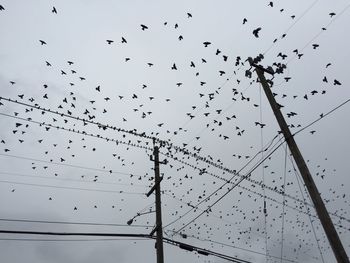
[149, 225, 158, 237]
[146, 176, 163, 197]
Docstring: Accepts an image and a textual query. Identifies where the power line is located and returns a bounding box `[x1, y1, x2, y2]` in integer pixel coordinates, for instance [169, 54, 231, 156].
[286, 1, 350, 65]
[263, 0, 320, 55]
[292, 158, 325, 263]
[5, 113, 340, 227]
[0, 96, 155, 142]
[1, 108, 332, 219]
[0, 218, 149, 228]
[0, 229, 251, 263]
[163, 96, 350, 230]
[0, 112, 153, 153]
[182, 234, 300, 263]
[0, 238, 148, 242]
[0, 152, 142, 177]
[0, 171, 148, 188]
[293, 98, 350, 137]
[0, 179, 145, 195]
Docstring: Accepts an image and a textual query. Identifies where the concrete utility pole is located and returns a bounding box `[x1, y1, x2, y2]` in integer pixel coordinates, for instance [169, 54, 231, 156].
[147, 141, 166, 263]
[248, 57, 349, 263]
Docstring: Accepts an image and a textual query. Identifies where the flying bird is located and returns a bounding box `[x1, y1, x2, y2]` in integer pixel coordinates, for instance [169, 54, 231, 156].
[334, 79, 341, 85]
[39, 40, 47, 45]
[203, 42, 211, 47]
[243, 18, 247, 24]
[121, 37, 127, 43]
[140, 24, 148, 30]
[252, 27, 261, 38]
[106, 40, 114, 44]
[52, 6, 57, 14]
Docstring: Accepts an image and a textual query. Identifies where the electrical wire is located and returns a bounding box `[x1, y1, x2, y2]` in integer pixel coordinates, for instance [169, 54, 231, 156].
[0, 152, 142, 177]
[290, 157, 325, 263]
[259, 82, 268, 263]
[0, 218, 149, 228]
[0, 171, 148, 188]
[293, 98, 350, 137]
[0, 179, 145, 195]
[280, 144, 288, 263]
[286, 2, 350, 65]
[0, 229, 251, 263]
[263, 0, 320, 55]
[0, 112, 153, 153]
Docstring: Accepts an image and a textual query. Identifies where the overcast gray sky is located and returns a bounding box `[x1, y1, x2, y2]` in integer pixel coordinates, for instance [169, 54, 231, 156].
[0, 0, 350, 262]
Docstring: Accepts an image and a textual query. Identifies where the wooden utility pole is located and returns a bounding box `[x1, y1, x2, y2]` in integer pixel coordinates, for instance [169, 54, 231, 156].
[249, 57, 349, 263]
[147, 141, 166, 263]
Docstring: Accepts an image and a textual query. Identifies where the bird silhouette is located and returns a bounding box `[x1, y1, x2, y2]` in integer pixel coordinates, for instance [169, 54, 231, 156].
[333, 79, 341, 85]
[252, 27, 261, 38]
[140, 24, 148, 30]
[106, 40, 114, 44]
[39, 40, 47, 45]
[52, 6, 57, 14]
[203, 42, 211, 47]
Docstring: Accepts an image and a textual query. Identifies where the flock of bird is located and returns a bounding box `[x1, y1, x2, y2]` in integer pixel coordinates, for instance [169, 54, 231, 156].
[0, 1, 349, 263]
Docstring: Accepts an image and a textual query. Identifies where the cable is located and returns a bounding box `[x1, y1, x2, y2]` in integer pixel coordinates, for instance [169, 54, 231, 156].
[166, 96, 350, 228]
[182, 234, 300, 263]
[0, 112, 153, 153]
[259, 83, 268, 263]
[0, 152, 141, 177]
[290, 157, 325, 263]
[293, 98, 350, 137]
[263, 0, 320, 55]
[163, 134, 284, 229]
[0, 96, 155, 142]
[286, 2, 350, 65]
[0, 171, 147, 188]
[0, 218, 149, 228]
[280, 144, 288, 263]
[0, 229, 251, 263]
[172, 138, 287, 235]
[0, 179, 145, 195]
[0, 238, 148, 242]
[5, 106, 344, 225]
